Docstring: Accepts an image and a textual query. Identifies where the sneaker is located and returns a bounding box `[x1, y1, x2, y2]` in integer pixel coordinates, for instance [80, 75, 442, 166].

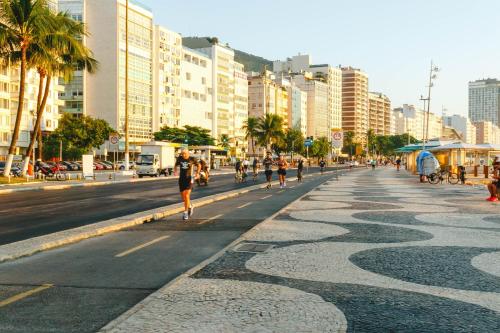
[491, 197, 499, 202]
[188, 205, 194, 216]
[487, 196, 496, 201]
[182, 212, 189, 220]
[283, 182, 286, 187]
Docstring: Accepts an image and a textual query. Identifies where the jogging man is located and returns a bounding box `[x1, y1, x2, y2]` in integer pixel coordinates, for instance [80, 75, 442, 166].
[174, 149, 200, 220]
[297, 158, 304, 183]
[263, 152, 274, 189]
[319, 159, 326, 173]
[277, 155, 288, 188]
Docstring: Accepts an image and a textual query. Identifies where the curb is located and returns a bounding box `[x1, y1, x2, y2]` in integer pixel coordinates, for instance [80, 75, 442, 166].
[99, 170, 337, 333]
[0, 169, 343, 263]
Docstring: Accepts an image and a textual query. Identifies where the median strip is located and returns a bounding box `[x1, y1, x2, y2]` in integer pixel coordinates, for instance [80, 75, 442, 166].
[115, 236, 169, 258]
[0, 284, 53, 308]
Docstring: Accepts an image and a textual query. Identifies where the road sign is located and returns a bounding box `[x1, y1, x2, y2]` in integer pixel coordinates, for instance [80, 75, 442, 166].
[304, 139, 313, 147]
[109, 133, 120, 145]
[331, 130, 343, 149]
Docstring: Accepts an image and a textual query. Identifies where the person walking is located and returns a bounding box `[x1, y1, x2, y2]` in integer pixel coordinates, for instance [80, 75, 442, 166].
[319, 159, 326, 173]
[252, 158, 260, 181]
[297, 158, 304, 183]
[174, 149, 200, 221]
[263, 152, 274, 189]
[396, 158, 401, 171]
[277, 155, 289, 188]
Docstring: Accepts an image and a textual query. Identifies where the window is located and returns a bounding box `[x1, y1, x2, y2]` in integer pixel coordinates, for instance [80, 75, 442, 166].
[185, 72, 191, 80]
[201, 77, 206, 85]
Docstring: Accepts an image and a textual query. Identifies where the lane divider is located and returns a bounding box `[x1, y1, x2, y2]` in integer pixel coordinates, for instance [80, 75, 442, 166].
[0, 284, 53, 308]
[237, 202, 252, 209]
[115, 236, 170, 258]
[199, 214, 223, 225]
[261, 195, 273, 200]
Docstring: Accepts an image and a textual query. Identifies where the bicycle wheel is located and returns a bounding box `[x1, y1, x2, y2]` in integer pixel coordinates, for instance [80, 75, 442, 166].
[428, 173, 441, 184]
[55, 172, 66, 181]
[448, 173, 459, 185]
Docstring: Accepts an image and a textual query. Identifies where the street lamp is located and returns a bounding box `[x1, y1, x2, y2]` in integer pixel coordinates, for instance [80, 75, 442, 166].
[124, 0, 130, 171]
[420, 61, 439, 151]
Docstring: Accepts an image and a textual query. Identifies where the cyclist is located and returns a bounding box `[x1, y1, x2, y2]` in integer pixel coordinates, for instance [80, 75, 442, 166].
[277, 155, 288, 188]
[234, 159, 243, 182]
[319, 159, 326, 173]
[297, 158, 304, 183]
[263, 152, 274, 189]
[198, 159, 210, 185]
[174, 149, 200, 221]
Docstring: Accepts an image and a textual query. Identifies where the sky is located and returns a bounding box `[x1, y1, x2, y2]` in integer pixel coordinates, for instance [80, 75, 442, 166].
[141, 0, 500, 117]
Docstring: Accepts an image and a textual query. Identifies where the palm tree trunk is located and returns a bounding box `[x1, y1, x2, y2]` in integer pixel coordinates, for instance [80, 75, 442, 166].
[4, 46, 27, 176]
[22, 74, 51, 175]
[251, 137, 255, 157]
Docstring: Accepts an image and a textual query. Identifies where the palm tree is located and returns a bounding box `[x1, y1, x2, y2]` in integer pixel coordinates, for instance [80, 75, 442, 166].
[242, 117, 259, 157]
[0, 0, 51, 176]
[21, 11, 98, 175]
[344, 131, 355, 158]
[366, 128, 376, 158]
[256, 113, 284, 154]
[219, 134, 230, 150]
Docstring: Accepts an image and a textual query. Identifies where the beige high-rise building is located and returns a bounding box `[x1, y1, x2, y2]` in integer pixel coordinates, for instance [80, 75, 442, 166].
[474, 121, 500, 144]
[153, 26, 182, 131]
[233, 62, 248, 156]
[341, 67, 369, 145]
[368, 92, 391, 135]
[294, 73, 328, 139]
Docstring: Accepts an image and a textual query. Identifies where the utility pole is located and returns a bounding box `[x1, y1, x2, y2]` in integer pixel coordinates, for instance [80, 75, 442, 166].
[420, 61, 439, 151]
[124, 0, 130, 171]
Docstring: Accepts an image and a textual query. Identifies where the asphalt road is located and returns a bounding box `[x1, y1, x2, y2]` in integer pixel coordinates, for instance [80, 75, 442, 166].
[0, 171, 339, 333]
[0, 166, 344, 246]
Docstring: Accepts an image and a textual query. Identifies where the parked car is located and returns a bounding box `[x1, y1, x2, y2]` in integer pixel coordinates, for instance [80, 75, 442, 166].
[93, 162, 104, 170]
[69, 162, 81, 171]
[117, 160, 135, 170]
[61, 161, 78, 171]
[0, 161, 22, 176]
[98, 161, 114, 170]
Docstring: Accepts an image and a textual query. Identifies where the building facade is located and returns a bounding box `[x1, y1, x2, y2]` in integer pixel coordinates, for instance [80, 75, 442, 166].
[179, 47, 213, 131]
[341, 67, 369, 145]
[368, 92, 391, 135]
[392, 104, 442, 141]
[474, 121, 500, 144]
[294, 73, 328, 139]
[153, 25, 181, 131]
[232, 62, 248, 155]
[442, 114, 476, 144]
[469, 79, 500, 126]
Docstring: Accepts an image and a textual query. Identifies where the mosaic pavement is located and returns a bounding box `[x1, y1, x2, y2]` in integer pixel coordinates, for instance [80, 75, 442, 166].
[104, 168, 500, 333]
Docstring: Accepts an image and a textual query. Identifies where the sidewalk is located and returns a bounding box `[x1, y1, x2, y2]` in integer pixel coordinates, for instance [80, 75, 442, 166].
[101, 168, 500, 333]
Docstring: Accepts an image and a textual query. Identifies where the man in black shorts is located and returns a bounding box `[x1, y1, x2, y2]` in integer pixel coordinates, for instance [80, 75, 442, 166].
[263, 152, 274, 189]
[277, 155, 288, 188]
[297, 158, 304, 183]
[175, 149, 200, 220]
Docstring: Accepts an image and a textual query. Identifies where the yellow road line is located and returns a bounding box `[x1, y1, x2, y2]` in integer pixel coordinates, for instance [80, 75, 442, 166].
[237, 203, 252, 209]
[0, 284, 53, 308]
[115, 236, 170, 258]
[199, 214, 223, 224]
[261, 195, 272, 200]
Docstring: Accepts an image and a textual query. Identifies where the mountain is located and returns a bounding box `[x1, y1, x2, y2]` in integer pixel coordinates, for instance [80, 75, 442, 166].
[182, 37, 272, 73]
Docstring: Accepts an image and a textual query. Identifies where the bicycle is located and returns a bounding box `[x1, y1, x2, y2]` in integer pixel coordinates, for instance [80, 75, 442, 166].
[427, 168, 459, 185]
[252, 169, 259, 182]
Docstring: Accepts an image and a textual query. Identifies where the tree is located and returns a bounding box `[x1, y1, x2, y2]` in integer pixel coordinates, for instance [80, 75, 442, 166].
[256, 113, 284, 154]
[43, 114, 114, 160]
[311, 136, 330, 162]
[242, 117, 259, 157]
[367, 129, 377, 157]
[0, 0, 51, 176]
[281, 128, 304, 159]
[21, 11, 97, 175]
[342, 131, 355, 158]
[154, 126, 215, 146]
[219, 134, 230, 150]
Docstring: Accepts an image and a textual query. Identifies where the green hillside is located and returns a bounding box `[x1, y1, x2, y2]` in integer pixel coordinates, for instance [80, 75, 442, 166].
[183, 37, 272, 73]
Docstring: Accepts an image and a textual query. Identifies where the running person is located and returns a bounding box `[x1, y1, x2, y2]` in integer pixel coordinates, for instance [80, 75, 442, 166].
[277, 155, 288, 188]
[174, 149, 200, 220]
[263, 152, 274, 189]
[319, 159, 326, 173]
[297, 158, 304, 183]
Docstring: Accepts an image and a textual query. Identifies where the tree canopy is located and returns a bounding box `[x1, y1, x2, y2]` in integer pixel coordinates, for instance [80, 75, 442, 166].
[43, 113, 114, 160]
[154, 125, 215, 146]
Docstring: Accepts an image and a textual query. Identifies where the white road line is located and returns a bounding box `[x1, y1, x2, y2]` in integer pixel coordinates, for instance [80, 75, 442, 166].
[261, 195, 272, 200]
[0, 284, 53, 308]
[237, 202, 252, 209]
[277, 190, 285, 193]
[199, 214, 223, 224]
[115, 236, 170, 258]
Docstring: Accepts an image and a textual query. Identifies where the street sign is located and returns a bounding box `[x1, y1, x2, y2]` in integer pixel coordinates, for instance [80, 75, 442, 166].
[109, 133, 120, 145]
[331, 130, 343, 149]
[304, 139, 313, 147]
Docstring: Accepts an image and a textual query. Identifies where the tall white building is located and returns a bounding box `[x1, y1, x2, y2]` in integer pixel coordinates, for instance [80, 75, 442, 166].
[276, 77, 307, 136]
[153, 26, 182, 131]
[393, 104, 442, 141]
[442, 114, 476, 144]
[179, 47, 213, 131]
[233, 62, 248, 154]
[469, 79, 500, 126]
[294, 73, 328, 139]
[273, 54, 342, 132]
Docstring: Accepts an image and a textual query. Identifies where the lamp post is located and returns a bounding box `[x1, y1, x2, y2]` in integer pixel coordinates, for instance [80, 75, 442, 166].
[420, 61, 439, 151]
[124, 0, 130, 171]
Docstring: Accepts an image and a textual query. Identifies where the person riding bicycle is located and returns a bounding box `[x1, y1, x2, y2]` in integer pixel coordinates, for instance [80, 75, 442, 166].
[319, 159, 326, 173]
[199, 159, 210, 183]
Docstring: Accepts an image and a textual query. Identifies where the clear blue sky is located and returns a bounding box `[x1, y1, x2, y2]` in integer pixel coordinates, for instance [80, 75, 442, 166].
[141, 0, 500, 117]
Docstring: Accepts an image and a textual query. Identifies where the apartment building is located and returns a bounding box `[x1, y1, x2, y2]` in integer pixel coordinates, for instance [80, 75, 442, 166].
[469, 79, 500, 126]
[294, 73, 328, 139]
[474, 121, 500, 144]
[392, 104, 442, 140]
[233, 62, 248, 155]
[368, 92, 391, 135]
[179, 47, 213, 131]
[275, 77, 307, 136]
[153, 26, 182, 131]
[442, 114, 476, 144]
[342, 67, 369, 145]
[273, 54, 342, 131]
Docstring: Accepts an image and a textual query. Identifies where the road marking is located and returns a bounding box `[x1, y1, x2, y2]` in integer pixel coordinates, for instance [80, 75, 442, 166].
[277, 190, 285, 193]
[261, 195, 272, 200]
[115, 236, 170, 258]
[199, 214, 223, 224]
[0, 284, 53, 308]
[237, 202, 252, 209]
